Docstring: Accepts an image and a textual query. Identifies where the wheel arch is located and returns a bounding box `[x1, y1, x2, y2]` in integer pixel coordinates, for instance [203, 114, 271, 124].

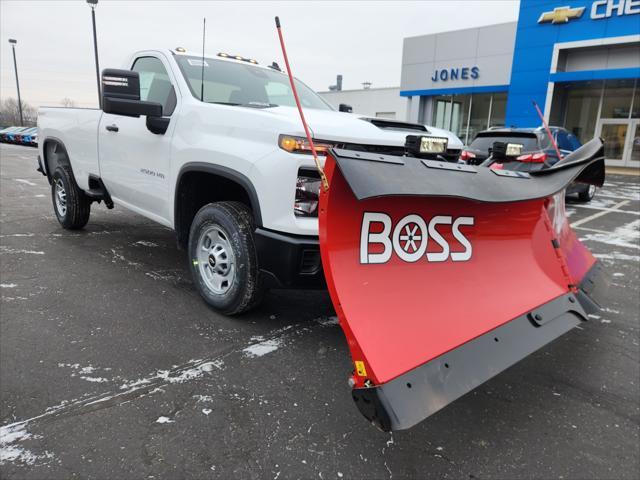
[42, 137, 72, 184]
[174, 163, 263, 249]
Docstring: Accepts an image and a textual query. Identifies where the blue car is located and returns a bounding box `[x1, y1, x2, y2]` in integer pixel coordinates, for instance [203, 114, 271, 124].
[16, 127, 38, 147]
[5, 126, 31, 144]
[0, 126, 24, 143]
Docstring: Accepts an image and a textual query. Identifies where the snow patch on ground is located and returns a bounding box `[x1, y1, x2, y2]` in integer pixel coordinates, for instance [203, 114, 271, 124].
[155, 416, 174, 424]
[243, 337, 283, 358]
[0, 423, 52, 466]
[0, 283, 17, 288]
[80, 376, 109, 383]
[0, 246, 44, 255]
[316, 316, 339, 326]
[193, 395, 213, 403]
[120, 359, 214, 390]
[15, 179, 37, 186]
[581, 219, 639, 250]
[595, 252, 640, 263]
[134, 240, 158, 247]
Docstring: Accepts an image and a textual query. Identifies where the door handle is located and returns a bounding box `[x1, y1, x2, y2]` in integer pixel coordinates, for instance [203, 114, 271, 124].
[105, 124, 119, 132]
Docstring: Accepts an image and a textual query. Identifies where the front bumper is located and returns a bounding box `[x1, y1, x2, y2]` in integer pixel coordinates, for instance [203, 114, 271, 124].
[352, 262, 609, 431]
[254, 228, 326, 289]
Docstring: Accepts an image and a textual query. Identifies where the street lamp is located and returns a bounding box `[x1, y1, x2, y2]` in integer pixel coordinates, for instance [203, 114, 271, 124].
[8, 39, 24, 126]
[87, 0, 101, 108]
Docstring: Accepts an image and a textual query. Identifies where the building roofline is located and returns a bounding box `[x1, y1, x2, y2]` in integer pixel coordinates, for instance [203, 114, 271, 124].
[318, 86, 401, 94]
[403, 21, 517, 41]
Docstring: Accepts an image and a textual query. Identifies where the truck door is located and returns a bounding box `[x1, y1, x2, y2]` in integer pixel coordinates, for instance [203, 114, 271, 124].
[98, 55, 178, 225]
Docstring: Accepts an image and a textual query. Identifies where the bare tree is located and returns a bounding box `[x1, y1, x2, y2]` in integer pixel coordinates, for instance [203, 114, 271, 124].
[0, 98, 37, 126]
[60, 97, 76, 108]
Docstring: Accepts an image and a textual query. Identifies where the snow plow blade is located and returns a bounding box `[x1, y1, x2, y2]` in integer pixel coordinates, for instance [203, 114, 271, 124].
[318, 138, 608, 431]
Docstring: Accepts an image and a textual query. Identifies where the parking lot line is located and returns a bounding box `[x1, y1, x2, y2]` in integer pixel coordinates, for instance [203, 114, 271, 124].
[573, 226, 612, 234]
[570, 200, 630, 228]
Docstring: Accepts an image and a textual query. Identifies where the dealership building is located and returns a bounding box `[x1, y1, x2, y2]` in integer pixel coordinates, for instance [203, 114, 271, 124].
[322, 0, 639, 167]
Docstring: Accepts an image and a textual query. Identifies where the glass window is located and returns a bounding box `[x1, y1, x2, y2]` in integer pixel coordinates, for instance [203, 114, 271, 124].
[175, 55, 331, 110]
[601, 79, 635, 119]
[563, 81, 603, 144]
[431, 94, 470, 139]
[469, 133, 541, 153]
[489, 92, 507, 128]
[600, 124, 628, 160]
[132, 57, 176, 116]
[432, 95, 454, 130]
[467, 94, 491, 142]
[631, 79, 639, 119]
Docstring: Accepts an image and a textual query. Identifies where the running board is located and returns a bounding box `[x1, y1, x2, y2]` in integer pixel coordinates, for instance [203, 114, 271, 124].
[86, 175, 114, 209]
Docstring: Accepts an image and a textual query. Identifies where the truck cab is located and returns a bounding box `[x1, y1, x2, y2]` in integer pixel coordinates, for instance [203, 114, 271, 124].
[37, 48, 464, 314]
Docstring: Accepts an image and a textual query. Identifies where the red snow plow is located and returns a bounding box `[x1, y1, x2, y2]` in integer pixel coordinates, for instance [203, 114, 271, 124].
[318, 138, 608, 431]
[273, 15, 608, 431]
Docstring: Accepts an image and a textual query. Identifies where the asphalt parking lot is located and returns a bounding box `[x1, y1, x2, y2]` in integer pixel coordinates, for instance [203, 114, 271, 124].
[0, 142, 638, 479]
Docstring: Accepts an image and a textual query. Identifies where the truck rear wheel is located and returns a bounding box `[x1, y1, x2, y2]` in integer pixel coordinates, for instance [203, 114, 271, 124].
[51, 165, 91, 230]
[188, 201, 264, 315]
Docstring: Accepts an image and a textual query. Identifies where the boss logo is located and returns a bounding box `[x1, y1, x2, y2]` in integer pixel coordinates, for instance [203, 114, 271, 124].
[360, 212, 474, 264]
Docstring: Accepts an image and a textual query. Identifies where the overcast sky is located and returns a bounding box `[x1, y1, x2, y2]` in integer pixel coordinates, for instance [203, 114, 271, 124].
[1, 1, 519, 108]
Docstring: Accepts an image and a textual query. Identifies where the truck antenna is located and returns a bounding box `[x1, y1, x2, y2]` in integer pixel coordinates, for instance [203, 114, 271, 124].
[533, 100, 563, 161]
[200, 17, 206, 102]
[274, 16, 329, 191]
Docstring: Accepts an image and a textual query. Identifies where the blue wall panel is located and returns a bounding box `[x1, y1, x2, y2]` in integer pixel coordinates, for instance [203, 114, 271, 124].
[505, 0, 640, 128]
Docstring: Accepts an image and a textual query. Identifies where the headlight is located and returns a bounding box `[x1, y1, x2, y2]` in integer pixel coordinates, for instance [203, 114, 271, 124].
[279, 135, 334, 155]
[294, 173, 321, 217]
[419, 136, 448, 154]
[404, 135, 448, 155]
[506, 143, 524, 156]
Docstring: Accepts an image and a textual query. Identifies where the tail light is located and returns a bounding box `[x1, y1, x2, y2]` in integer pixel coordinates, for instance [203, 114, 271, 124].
[460, 150, 476, 162]
[517, 152, 547, 163]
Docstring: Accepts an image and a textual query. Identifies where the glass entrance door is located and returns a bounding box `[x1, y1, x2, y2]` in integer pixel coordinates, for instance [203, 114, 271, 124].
[629, 121, 640, 167]
[597, 119, 640, 167]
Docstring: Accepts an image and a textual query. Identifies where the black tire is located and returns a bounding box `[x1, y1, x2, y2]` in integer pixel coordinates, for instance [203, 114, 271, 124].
[51, 165, 91, 229]
[188, 201, 264, 315]
[578, 185, 597, 203]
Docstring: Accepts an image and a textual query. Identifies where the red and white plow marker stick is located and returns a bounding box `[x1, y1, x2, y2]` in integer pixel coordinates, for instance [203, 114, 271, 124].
[275, 16, 329, 191]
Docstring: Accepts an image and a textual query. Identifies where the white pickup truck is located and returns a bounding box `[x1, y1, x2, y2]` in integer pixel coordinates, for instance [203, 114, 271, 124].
[37, 48, 463, 314]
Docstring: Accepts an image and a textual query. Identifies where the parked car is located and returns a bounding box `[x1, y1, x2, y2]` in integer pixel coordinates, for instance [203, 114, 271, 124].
[15, 127, 38, 147]
[460, 127, 597, 202]
[5, 126, 32, 144]
[0, 126, 23, 143]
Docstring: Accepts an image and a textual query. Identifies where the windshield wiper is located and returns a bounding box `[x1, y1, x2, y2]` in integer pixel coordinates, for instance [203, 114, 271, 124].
[241, 102, 278, 109]
[207, 101, 278, 109]
[208, 101, 241, 106]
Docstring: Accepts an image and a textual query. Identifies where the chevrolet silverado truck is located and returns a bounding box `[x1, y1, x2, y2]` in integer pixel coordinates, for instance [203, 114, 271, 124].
[37, 48, 463, 314]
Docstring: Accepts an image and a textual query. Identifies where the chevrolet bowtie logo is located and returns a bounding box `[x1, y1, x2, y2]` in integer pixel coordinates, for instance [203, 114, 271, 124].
[538, 5, 586, 24]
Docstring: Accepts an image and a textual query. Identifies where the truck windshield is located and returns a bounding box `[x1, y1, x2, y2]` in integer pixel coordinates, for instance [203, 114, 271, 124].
[175, 55, 332, 111]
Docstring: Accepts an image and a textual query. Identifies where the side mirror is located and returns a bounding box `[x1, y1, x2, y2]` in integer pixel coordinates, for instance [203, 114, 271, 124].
[339, 103, 353, 113]
[102, 69, 162, 118]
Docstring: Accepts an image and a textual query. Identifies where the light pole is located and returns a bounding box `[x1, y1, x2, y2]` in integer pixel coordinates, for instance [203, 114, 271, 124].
[8, 39, 24, 126]
[87, 0, 101, 108]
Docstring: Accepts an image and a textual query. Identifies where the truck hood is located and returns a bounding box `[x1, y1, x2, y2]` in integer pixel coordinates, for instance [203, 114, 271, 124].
[266, 106, 463, 150]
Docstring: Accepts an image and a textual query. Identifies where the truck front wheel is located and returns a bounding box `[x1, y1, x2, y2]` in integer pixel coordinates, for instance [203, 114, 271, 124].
[51, 165, 91, 230]
[188, 202, 264, 315]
